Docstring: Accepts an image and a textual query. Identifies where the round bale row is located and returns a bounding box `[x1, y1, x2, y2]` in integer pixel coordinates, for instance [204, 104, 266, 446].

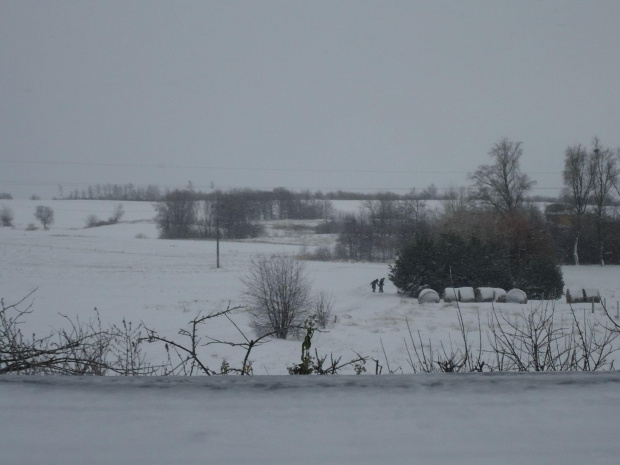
[417, 287, 527, 304]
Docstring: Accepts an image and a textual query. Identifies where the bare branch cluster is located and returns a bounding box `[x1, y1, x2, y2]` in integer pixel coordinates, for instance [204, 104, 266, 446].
[404, 301, 619, 373]
[0, 291, 157, 375]
[471, 138, 536, 214]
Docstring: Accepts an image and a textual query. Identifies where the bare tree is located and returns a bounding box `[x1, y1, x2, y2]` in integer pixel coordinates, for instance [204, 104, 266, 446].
[243, 254, 311, 339]
[563, 144, 595, 265]
[34, 205, 54, 230]
[154, 190, 196, 239]
[591, 138, 618, 266]
[471, 138, 536, 214]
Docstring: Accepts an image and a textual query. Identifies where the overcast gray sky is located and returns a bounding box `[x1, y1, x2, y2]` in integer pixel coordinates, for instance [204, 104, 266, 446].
[2, 1, 619, 199]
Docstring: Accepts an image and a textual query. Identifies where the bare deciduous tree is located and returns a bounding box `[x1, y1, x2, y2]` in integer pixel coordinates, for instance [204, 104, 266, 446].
[154, 190, 196, 238]
[563, 144, 595, 265]
[471, 138, 535, 214]
[34, 205, 54, 230]
[590, 137, 619, 266]
[243, 254, 311, 339]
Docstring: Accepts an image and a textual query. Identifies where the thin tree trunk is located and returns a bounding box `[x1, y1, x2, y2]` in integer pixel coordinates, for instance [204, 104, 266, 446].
[573, 235, 580, 266]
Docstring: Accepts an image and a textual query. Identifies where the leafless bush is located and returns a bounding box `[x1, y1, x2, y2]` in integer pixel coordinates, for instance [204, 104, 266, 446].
[0, 291, 157, 375]
[109, 203, 125, 223]
[404, 300, 618, 373]
[243, 254, 311, 339]
[488, 302, 618, 371]
[84, 214, 101, 228]
[142, 305, 280, 376]
[288, 324, 369, 375]
[296, 246, 334, 262]
[311, 290, 334, 329]
[1, 205, 14, 227]
[403, 304, 485, 373]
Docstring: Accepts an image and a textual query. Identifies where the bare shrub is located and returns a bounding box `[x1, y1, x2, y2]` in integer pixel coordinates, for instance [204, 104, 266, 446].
[143, 305, 278, 376]
[297, 246, 333, 262]
[85, 214, 101, 228]
[243, 254, 311, 339]
[0, 291, 157, 375]
[1, 205, 14, 227]
[288, 324, 368, 375]
[312, 290, 334, 329]
[488, 302, 618, 371]
[109, 203, 125, 223]
[404, 300, 618, 373]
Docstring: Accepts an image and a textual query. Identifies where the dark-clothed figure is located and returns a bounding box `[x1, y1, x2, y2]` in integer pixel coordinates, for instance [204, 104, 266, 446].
[378, 278, 385, 293]
[371, 279, 379, 292]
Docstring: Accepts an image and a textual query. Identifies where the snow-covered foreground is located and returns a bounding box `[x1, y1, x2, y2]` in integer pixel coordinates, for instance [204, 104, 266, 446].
[1, 373, 619, 464]
[2, 200, 620, 463]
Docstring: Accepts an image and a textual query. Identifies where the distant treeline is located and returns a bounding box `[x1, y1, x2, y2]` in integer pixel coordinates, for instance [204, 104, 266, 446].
[56, 182, 560, 203]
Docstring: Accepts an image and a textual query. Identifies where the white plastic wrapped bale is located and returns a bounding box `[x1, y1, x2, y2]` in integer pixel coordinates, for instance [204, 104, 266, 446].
[458, 287, 476, 302]
[506, 288, 527, 304]
[566, 288, 585, 304]
[443, 288, 458, 302]
[475, 287, 495, 302]
[493, 288, 507, 302]
[418, 288, 440, 304]
[583, 288, 601, 303]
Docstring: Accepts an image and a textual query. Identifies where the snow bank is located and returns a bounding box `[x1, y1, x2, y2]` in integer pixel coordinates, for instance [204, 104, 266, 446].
[1, 373, 619, 465]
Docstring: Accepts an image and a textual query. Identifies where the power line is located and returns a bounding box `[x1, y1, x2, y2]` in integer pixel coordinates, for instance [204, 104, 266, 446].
[0, 158, 562, 176]
[0, 179, 564, 192]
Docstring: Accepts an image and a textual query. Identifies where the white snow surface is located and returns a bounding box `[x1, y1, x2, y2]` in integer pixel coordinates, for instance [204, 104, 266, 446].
[2, 199, 620, 463]
[1, 373, 619, 465]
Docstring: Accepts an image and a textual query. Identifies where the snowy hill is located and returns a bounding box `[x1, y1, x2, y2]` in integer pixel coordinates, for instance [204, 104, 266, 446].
[2, 199, 620, 462]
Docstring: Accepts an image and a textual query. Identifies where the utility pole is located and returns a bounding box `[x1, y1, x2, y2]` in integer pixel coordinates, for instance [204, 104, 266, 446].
[216, 190, 220, 269]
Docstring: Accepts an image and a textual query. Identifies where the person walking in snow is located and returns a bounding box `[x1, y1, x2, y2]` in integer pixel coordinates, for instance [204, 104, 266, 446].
[378, 278, 385, 293]
[371, 279, 379, 292]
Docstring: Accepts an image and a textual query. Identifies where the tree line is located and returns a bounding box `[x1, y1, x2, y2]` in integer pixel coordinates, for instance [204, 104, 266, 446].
[333, 137, 620, 268]
[154, 188, 335, 239]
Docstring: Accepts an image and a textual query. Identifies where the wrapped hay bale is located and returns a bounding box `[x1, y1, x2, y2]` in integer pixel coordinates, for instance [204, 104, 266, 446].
[475, 287, 495, 302]
[458, 287, 476, 302]
[506, 288, 527, 304]
[566, 288, 585, 304]
[418, 289, 440, 304]
[583, 288, 601, 303]
[493, 288, 507, 302]
[443, 288, 459, 302]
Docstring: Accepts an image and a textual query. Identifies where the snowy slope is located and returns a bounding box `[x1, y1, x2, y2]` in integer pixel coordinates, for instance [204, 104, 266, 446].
[2, 199, 620, 463]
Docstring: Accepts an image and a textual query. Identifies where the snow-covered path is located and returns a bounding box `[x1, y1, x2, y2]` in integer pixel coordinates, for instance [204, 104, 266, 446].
[1, 372, 619, 465]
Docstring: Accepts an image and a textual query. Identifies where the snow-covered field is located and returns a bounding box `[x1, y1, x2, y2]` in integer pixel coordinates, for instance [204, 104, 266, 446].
[2, 199, 620, 464]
